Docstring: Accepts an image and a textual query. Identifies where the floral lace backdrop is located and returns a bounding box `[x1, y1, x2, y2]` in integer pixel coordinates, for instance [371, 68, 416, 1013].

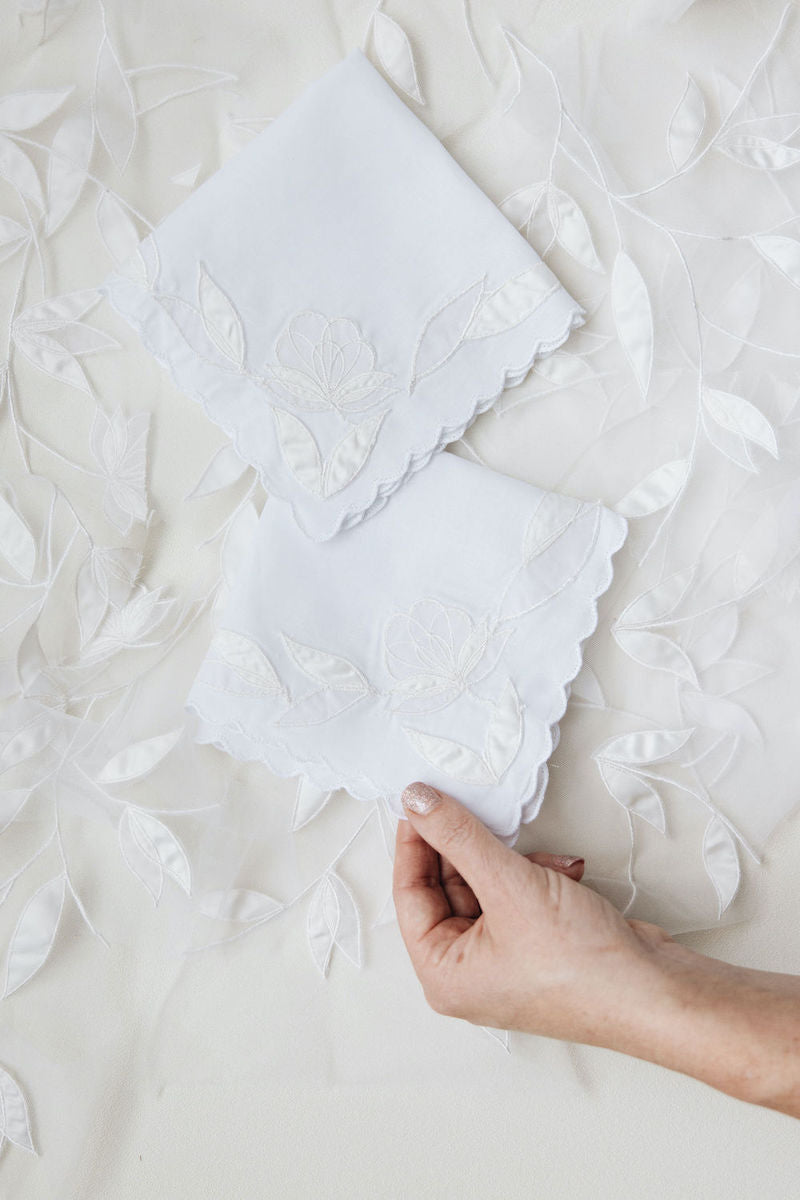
[1, 0, 800, 1163]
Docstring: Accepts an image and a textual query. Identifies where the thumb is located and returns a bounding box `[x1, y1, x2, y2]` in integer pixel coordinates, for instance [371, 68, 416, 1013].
[401, 782, 523, 904]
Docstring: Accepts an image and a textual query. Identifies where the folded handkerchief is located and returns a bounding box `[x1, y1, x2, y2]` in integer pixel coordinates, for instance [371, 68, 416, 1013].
[186, 453, 626, 841]
[99, 49, 583, 540]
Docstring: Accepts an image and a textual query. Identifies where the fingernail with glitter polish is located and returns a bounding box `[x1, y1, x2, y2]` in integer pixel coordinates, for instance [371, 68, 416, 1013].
[402, 783, 442, 815]
[553, 855, 584, 869]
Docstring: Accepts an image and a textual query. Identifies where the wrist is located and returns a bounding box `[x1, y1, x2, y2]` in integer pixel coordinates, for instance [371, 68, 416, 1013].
[597, 939, 800, 1115]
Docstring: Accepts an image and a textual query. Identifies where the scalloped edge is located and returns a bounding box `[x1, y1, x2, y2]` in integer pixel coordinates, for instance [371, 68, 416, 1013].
[100, 273, 584, 541]
[184, 510, 628, 844]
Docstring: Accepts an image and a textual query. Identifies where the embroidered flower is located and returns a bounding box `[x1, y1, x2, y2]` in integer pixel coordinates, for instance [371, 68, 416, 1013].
[384, 599, 505, 714]
[264, 311, 394, 419]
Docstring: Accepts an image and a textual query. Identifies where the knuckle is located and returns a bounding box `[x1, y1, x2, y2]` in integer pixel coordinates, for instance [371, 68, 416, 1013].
[440, 809, 475, 854]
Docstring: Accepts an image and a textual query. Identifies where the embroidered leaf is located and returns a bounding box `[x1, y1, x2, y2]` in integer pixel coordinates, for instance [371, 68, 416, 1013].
[0, 789, 32, 835]
[207, 630, 282, 695]
[0, 216, 28, 265]
[404, 727, 495, 785]
[75, 550, 113, 647]
[499, 182, 545, 229]
[322, 412, 385, 497]
[126, 64, 237, 115]
[484, 680, 522, 781]
[94, 31, 137, 171]
[125, 809, 191, 896]
[466, 265, 556, 340]
[547, 187, 603, 272]
[616, 459, 689, 518]
[0, 492, 36, 580]
[278, 688, 366, 727]
[186, 443, 249, 499]
[595, 728, 692, 765]
[701, 388, 777, 458]
[16, 618, 46, 693]
[0, 135, 43, 208]
[86, 585, 176, 660]
[170, 162, 201, 188]
[199, 889, 282, 922]
[12, 290, 101, 394]
[691, 607, 738, 669]
[0, 1067, 35, 1154]
[702, 658, 771, 697]
[372, 890, 396, 928]
[533, 351, 596, 387]
[1, 720, 56, 769]
[96, 190, 140, 266]
[291, 777, 334, 830]
[4, 874, 65, 997]
[752, 234, 800, 289]
[98, 728, 183, 784]
[273, 409, 322, 494]
[717, 133, 800, 171]
[75, 557, 107, 646]
[12, 330, 88, 392]
[617, 566, 694, 626]
[389, 673, 459, 714]
[118, 808, 162, 903]
[598, 762, 666, 833]
[612, 251, 653, 398]
[668, 75, 705, 169]
[613, 628, 698, 686]
[333, 370, 393, 412]
[197, 262, 245, 367]
[90, 407, 149, 533]
[681, 689, 762, 747]
[702, 817, 740, 915]
[409, 279, 484, 390]
[570, 663, 605, 707]
[283, 635, 367, 692]
[266, 366, 327, 410]
[701, 409, 755, 472]
[15, 288, 99, 326]
[500, 505, 600, 622]
[45, 101, 94, 235]
[522, 493, 582, 560]
[372, 12, 424, 104]
[0, 87, 71, 131]
[307, 872, 361, 977]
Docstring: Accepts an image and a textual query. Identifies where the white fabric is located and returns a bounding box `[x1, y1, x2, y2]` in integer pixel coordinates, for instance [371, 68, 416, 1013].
[2, 0, 800, 1192]
[99, 49, 583, 541]
[187, 452, 626, 841]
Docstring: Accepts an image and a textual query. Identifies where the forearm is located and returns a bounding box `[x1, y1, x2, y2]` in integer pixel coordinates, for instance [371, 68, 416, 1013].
[613, 942, 800, 1117]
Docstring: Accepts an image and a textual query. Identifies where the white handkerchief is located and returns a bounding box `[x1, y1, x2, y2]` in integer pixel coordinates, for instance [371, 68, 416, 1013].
[186, 453, 627, 841]
[99, 49, 583, 541]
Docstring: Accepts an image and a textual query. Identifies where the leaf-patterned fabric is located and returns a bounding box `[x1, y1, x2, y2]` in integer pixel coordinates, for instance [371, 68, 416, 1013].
[1, 0, 800, 1186]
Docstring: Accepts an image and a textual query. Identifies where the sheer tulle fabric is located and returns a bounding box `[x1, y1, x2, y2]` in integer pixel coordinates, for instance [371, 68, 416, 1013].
[1, 1, 800, 1181]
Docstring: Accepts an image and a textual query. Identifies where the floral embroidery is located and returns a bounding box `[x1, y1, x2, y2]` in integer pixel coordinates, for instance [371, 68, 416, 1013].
[264, 311, 395, 419]
[384, 598, 505, 714]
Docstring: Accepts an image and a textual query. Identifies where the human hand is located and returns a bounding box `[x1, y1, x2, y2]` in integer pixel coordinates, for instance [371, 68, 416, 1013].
[393, 781, 676, 1049]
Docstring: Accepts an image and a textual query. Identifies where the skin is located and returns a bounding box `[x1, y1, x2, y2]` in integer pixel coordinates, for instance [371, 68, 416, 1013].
[393, 782, 800, 1119]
